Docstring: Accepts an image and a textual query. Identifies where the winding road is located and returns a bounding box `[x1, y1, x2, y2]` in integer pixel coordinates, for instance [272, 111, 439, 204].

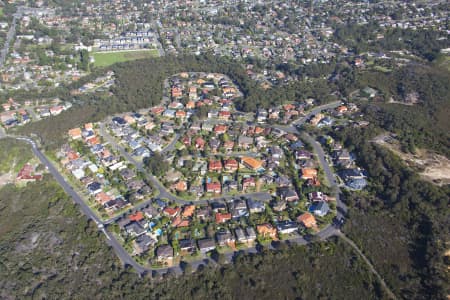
[98, 121, 272, 223]
[0, 102, 397, 298]
[12, 136, 148, 275]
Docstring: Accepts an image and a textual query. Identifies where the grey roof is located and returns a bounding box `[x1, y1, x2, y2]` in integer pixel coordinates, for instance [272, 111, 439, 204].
[135, 234, 156, 249]
[179, 239, 196, 251]
[245, 227, 257, 239]
[216, 230, 234, 244]
[197, 238, 216, 251]
[234, 228, 246, 241]
[125, 222, 146, 236]
[156, 244, 173, 258]
[238, 135, 253, 145]
[309, 201, 330, 216]
[276, 220, 298, 232]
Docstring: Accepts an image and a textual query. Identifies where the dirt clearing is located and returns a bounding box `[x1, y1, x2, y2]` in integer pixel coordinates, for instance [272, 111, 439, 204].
[373, 134, 450, 186]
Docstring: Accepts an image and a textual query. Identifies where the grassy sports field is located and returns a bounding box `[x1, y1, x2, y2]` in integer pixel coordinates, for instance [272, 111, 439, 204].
[92, 49, 159, 67]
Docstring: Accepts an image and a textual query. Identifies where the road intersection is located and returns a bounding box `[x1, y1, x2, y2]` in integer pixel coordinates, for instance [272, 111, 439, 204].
[2, 101, 398, 298]
[2, 102, 350, 277]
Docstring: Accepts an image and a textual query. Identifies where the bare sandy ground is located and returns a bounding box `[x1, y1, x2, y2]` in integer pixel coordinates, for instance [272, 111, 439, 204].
[373, 134, 450, 186]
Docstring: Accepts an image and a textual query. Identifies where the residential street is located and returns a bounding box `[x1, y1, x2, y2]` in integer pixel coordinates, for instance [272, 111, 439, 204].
[98, 121, 273, 223]
[292, 101, 341, 126]
[301, 133, 347, 219]
[0, 101, 354, 277]
[0, 8, 21, 68]
[0, 0, 444, 296]
[160, 133, 180, 154]
[11, 136, 146, 274]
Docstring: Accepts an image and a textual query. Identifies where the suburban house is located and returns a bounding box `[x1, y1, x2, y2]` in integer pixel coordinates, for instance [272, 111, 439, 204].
[223, 141, 235, 152]
[336, 105, 348, 114]
[308, 191, 327, 202]
[172, 180, 188, 192]
[301, 168, 318, 180]
[245, 227, 257, 242]
[190, 185, 204, 197]
[242, 177, 256, 190]
[346, 178, 368, 190]
[196, 206, 211, 220]
[16, 164, 43, 183]
[234, 228, 248, 243]
[195, 137, 206, 150]
[87, 182, 102, 195]
[179, 239, 196, 254]
[162, 206, 181, 218]
[129, 211, 144, 222]
[211, 201, 227, 212]
[209, 139, 220, 151]
[215, 212, 232, 224]
[197, 238, 216, 253]
[124, 222, 146, 237]
[229, 199, 249, 219]
[297, 213, 317, 228]
[339, 168, 365, 181]
[95, 192, 112, 205]
[172, 216, 190, 228]
[216, 229, 235, 246]
[279, 187, 299, 202]
[218, 110, 231, 120]
[310, 113, 324, 126]
[133, 235, 156, 256]
[295, 150, 312, 160]
[238, 136, 253, 149]
[171, 87, 183, 98]
[241, 157, 264, 172]
[206, 182, 221, 194]
[208, 160, 223, 172]
[256, 224, 277, 239]
[224, 159, 238, 172]
[142, 206, 159, 219]
[201, 122, 214, 131]
[156, 244, 174, 262]
[247, 198, 265, 213]
[276, 220, 298, 234]
[272, 200, 287, 212]
[309, 201, 330, 217]
[213, 124, 228, 134]
[68, 128, 82, 140]
[182, 205, 195, 218]
[176, 110, 187, 119]
[334, 149, 352, 167]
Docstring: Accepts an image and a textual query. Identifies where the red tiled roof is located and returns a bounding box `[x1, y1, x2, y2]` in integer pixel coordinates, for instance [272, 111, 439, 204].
[129, 211, 144, 222]
[297, 213, 317, 228]
[214, 124, 227, 133]
[163, 206, 181, 217]
[224, 159, 238, 170]
[206, 182, 221, 193]
[209, 160, 222, 171]
[215, 212, 231, 224]
[195, 137, 205, 148]
[182, 205, 195, 218]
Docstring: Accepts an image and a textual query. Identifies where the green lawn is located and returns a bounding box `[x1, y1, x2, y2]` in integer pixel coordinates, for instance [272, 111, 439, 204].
[373, 65, 392, 73]
[92, 49, 159, 67]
